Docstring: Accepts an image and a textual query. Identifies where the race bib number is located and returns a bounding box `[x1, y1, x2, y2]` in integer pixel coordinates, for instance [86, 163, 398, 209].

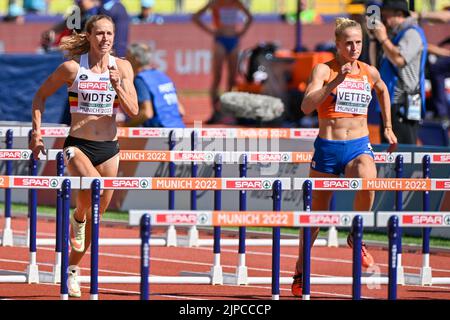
[335, 79, 372, 115]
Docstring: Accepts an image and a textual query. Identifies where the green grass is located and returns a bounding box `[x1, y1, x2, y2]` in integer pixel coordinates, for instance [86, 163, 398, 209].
[4, 202, 450, 249]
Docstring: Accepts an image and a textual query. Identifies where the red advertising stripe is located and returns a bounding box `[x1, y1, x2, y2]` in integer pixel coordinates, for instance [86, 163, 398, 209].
[402, 214, 443, 226]
[435, 180, 450, 190]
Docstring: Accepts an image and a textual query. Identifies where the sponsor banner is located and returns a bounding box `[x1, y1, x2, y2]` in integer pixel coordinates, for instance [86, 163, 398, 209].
[296, 211, 374, 227]
[151, 178, 221, 190]
[0, 149, 32, 160]
[212, 210, 295, 227]
[377, 212, 450, 227]
[223, 178, 291, 190]
[0, 127, 21, 137]
[172, 151, 216, 162]
[126, 127, 178, 138]
[373, 152, 412, 164]
[20, 126, 70, 137]
[236, 128, 291, 139]
[120, 150, 171, 162]
[291, 152, 313, 163]
[433, 179, 450, 190]
[291, 128, 319, 139]
[0, 176, 10, 188]
[414, 152, 450, 164]
[81, 177, 152, 190]
[200, 128, 232, 139]
[248, 152, 292, 163]
[362, 178, 431, 191]
[11, 176, 80, 189]
[293, 178, 362, 190]
[153, 211, 212, 226]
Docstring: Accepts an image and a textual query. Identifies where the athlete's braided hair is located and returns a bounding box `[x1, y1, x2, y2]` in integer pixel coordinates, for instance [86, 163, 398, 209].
[60, 14, 115, 60]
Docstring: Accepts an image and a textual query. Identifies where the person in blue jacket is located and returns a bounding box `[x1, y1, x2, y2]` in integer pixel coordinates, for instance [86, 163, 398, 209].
[126, 43, 186, 128]
[370, 0, 427, 144]
[98, 0, 130, 58]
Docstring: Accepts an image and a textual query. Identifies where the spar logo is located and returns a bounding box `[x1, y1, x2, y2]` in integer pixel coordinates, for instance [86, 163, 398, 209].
[402, 215, 443, 225]
[16, 178, 52, 187]
[140, 179, 149, 189]
[299, 214, 340, 225]
[156, 213, 197, 224]
[22, 151, 31, 159]
[445, 215, 450, 226]
[317, 179, 360, 189]
[251, 153, 289, 162]
[40, 128, 69, 136]
[341, 215, 351, 226]
[79, 82, 108, 91]
[198, 214, 209, 225]
[435, 180, 450, 189]
[226, 179, 272, 189]
[50, 179, 59, 188]
[374, 153, 395, 163]
[105, 179, 140, 188]
[433, 154, 450, 162]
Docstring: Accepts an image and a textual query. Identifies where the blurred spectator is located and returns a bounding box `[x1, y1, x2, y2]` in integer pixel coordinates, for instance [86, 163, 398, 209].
[98, 0, 130, 58]
[412, 7, 450, 122]
[192, 0, 253, 124]
[279, 0, 323, 25]
[40, 0, 99, 52]
[132, 0, 164, 24]
[125, 43, 186, 128]
[3, 0, 25, 24]
[23, 0, 47, 14]
[371, 0, 428, 145]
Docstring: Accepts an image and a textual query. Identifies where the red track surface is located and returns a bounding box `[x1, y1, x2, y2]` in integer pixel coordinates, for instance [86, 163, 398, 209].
[1, 215, 450, 300]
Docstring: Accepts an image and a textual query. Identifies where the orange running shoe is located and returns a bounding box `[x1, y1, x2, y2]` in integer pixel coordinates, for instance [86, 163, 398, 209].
[347, 233, 375, 268]
[291, 274, 303, 297]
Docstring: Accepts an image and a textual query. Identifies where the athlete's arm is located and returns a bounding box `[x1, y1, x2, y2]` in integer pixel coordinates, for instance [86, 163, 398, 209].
[113, 59, 139, 117]
[191, 1, 215, 35]
[126, 100, 154, 127]
[236, 1, 253, 37]
[30, 60, 78, 158]
[300, 63, 343, 115]
[368, 65, 398, 152]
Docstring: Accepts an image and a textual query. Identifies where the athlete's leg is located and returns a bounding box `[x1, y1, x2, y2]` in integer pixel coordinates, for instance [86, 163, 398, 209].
[226, 46, 239, 92]
[69, 154, 119, 266]
[344, 154, 377, 211]
[210, 41, 226, 117]
[295, 168, 336, 275]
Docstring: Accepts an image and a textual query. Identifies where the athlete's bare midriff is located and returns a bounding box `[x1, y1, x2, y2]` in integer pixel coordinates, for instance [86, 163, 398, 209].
[318, 117, 369, 141]
[216, 25, 238, 37]
[69, 113, 118, 141]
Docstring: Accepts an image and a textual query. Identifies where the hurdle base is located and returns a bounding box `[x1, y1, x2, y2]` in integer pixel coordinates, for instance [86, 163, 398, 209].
[187, 226, 199, 247]
[26, 264, 40, 284]
[327, 226, 339, 247]
[235, 265, 248, 285]
[166, 225, 177, 247]
[210, 265, 223, 285]
[419, 267, 433, 286]
[397, 266, 405, 285]
[1, 228, 14, 247]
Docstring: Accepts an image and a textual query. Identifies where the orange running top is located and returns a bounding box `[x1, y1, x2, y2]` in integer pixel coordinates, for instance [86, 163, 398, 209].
[317, 59, 374, 119]
[211, 1, 242, 28]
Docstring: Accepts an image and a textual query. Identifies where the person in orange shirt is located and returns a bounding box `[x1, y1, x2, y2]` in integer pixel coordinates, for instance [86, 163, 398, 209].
[291, 17, 398, 297]
[192, 0, 253, 124]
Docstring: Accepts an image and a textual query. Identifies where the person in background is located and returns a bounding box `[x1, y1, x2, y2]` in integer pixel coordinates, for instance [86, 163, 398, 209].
[23, 0, 47, 13]
[132, 0, 164, 24]
[125, 43, 185, 128]
[3, 0, 25, 24]
[41, 0, 99, 52]
[412, 7, 450, 122]
[192, 0, 253, 124]
[370, 0, 428, 145]
[291, 17, 397, 297]
[98, 0, 130, 58]
[29, 15, 138, 298]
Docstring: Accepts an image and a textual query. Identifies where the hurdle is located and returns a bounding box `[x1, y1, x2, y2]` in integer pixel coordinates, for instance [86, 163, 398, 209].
[67, 177, 407, 300]
[377, 211, 450, 286]
[0, 174, 80, 285]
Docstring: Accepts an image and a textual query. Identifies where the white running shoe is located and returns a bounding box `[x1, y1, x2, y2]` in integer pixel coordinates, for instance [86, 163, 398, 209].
[70, 211, 86, 253]
[68, 265, 81, 298]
